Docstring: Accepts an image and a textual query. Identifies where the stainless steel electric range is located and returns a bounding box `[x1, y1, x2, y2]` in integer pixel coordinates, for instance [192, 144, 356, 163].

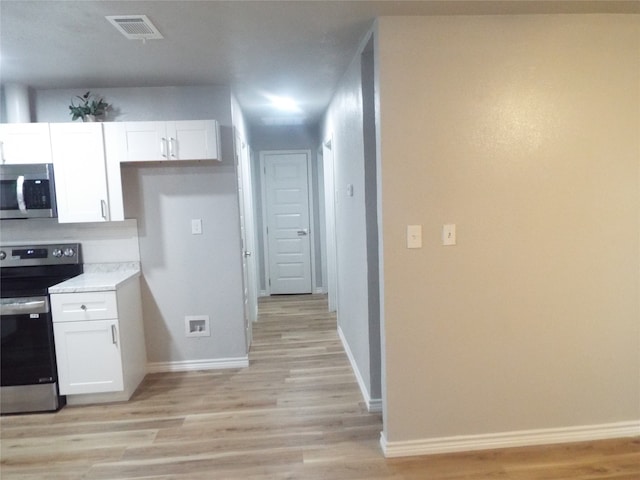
[0, 243, 82, 414]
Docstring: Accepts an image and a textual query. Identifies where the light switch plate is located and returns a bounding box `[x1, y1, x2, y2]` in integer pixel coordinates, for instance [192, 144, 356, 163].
[407, 224, 422, 249]
[442, 224, 456, 246]
[191, 219, 202, 235]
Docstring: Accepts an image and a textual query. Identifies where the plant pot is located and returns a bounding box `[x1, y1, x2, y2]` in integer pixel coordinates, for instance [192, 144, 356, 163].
[83, 114, 96, 122]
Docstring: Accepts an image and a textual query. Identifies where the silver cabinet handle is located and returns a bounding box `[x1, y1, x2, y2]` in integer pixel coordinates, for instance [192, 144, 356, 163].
[297, 229, 308, 236]
[111, 324, 118, 345]
[243, 251, 252, 257]
[16, 175, 26, 213]
[161, 138, 168, 158]
[100, 200, 108, 220]
[169, 137, 177, 158]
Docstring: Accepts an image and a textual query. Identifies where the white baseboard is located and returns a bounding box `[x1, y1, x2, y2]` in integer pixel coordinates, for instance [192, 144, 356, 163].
[147, 356, 249, 373]
[380, 420, 640, 458]
[337, 326, 382, 413]
[260, 289, 325, 296]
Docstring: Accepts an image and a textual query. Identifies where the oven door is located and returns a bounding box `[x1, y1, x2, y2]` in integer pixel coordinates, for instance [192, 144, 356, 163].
[0, 296, 58, 386]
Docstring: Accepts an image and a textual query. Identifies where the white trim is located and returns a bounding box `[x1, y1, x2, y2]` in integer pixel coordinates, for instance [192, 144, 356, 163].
[314, 286, 327, 294]
[306, 149, 319, 295]
[316, 144, 328, 299]
[259, 152, 271, 295]
[368, 397, 383, 413]
[380, 420, 640, 458]
[259, 289, 269, 297]
[338, 326, 382, 413]
[147, 356, 249, 373]
[322, 135, 338, 313]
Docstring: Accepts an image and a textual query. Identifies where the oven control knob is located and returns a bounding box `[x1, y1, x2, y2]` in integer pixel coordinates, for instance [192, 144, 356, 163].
[0, 250, 5, 261]
[63, 247, 76, 257]
[52, 248, 63, 258]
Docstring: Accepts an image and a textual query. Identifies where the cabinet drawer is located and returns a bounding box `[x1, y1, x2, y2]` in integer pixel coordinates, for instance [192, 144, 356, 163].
[51, 292, 117, 322]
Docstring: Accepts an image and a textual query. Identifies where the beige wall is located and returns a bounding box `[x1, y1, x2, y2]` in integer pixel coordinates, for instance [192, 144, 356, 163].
[378, 15, 639, 443]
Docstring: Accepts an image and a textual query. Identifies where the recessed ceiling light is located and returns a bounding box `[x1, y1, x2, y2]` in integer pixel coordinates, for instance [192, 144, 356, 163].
[268, 95, 300, 112]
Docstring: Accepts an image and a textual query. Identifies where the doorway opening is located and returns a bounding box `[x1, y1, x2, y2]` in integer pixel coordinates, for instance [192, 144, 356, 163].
[260, 150, 316, 295]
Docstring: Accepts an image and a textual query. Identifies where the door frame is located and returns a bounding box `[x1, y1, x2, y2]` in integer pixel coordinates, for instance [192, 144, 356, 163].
[259, 149, 316, 296]
[322, 136, 339, 312]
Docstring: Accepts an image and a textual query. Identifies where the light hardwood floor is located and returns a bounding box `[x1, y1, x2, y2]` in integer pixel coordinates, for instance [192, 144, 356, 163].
[1, 294, 638, 479]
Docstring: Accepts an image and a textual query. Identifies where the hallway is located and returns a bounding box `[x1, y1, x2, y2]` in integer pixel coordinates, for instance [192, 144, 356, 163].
[0, 294, 385, 479]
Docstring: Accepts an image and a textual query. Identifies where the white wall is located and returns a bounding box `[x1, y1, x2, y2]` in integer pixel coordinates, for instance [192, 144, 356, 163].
[35, 86, 232, 124]
[34, 85, 247, 366]
[377, 14, 640, 452]
[322, 32, 381, 406]
[121, 163, 246, 363]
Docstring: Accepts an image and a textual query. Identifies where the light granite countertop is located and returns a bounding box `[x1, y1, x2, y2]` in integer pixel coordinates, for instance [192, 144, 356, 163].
[49, 262, 141, 294]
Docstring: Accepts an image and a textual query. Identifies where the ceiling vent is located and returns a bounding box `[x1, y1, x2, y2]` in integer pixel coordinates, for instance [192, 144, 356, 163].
[106, 15, 163, 40]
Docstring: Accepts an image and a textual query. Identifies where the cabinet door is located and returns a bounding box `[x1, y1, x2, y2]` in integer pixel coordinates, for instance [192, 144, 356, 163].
[168, 120, 220, 161]
[121, 122, 167, 161]
[101, 123, 126, 221]
[50, 123, 110, 223]
[53, 319, 124, 395]
[0, 123, 52, 164]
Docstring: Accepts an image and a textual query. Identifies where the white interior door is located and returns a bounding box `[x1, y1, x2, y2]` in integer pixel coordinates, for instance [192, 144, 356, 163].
[236, 133, 256, 349]
[239, 137, 258, 324]
[263, 151, 312, 294]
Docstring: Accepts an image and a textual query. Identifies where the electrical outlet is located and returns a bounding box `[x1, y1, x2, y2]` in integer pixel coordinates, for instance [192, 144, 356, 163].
[191, 219, 202, 235]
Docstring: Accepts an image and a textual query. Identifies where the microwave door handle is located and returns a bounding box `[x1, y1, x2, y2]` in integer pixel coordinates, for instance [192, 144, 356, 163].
[16, 175, 27, 213]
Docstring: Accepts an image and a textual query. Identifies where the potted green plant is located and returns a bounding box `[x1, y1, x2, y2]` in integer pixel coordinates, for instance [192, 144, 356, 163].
[68, 91, 110, 121]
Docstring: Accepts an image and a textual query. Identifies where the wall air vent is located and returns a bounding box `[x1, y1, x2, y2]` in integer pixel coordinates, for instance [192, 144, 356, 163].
[106, 15, 163, 40]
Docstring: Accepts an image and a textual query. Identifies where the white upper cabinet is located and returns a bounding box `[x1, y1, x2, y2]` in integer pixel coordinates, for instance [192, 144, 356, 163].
[50, 123, 121, 223]
[0, 123, 52, 164]
[107, 120, 221, 162]
[169, 120, 220, 161]
[117, 121, 166, 161]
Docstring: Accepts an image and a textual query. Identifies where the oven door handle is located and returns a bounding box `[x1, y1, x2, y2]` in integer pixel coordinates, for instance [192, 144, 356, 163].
[1, 297, 49, 315]
[16, 175, 27, 213]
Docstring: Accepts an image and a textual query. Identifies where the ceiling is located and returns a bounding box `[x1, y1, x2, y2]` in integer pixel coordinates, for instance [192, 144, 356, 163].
[0, 1, 637, 126]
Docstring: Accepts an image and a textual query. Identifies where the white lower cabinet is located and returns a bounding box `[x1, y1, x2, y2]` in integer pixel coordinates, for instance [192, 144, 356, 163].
[53, 318, 124, 394]
[51, 277, 146, 403]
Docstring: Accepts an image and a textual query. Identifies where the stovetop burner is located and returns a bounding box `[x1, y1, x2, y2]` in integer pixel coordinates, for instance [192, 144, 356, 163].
[0, 243, 83, 298]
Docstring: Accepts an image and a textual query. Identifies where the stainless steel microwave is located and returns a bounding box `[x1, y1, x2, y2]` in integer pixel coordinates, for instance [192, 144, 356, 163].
[0, 163, 57, 219]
